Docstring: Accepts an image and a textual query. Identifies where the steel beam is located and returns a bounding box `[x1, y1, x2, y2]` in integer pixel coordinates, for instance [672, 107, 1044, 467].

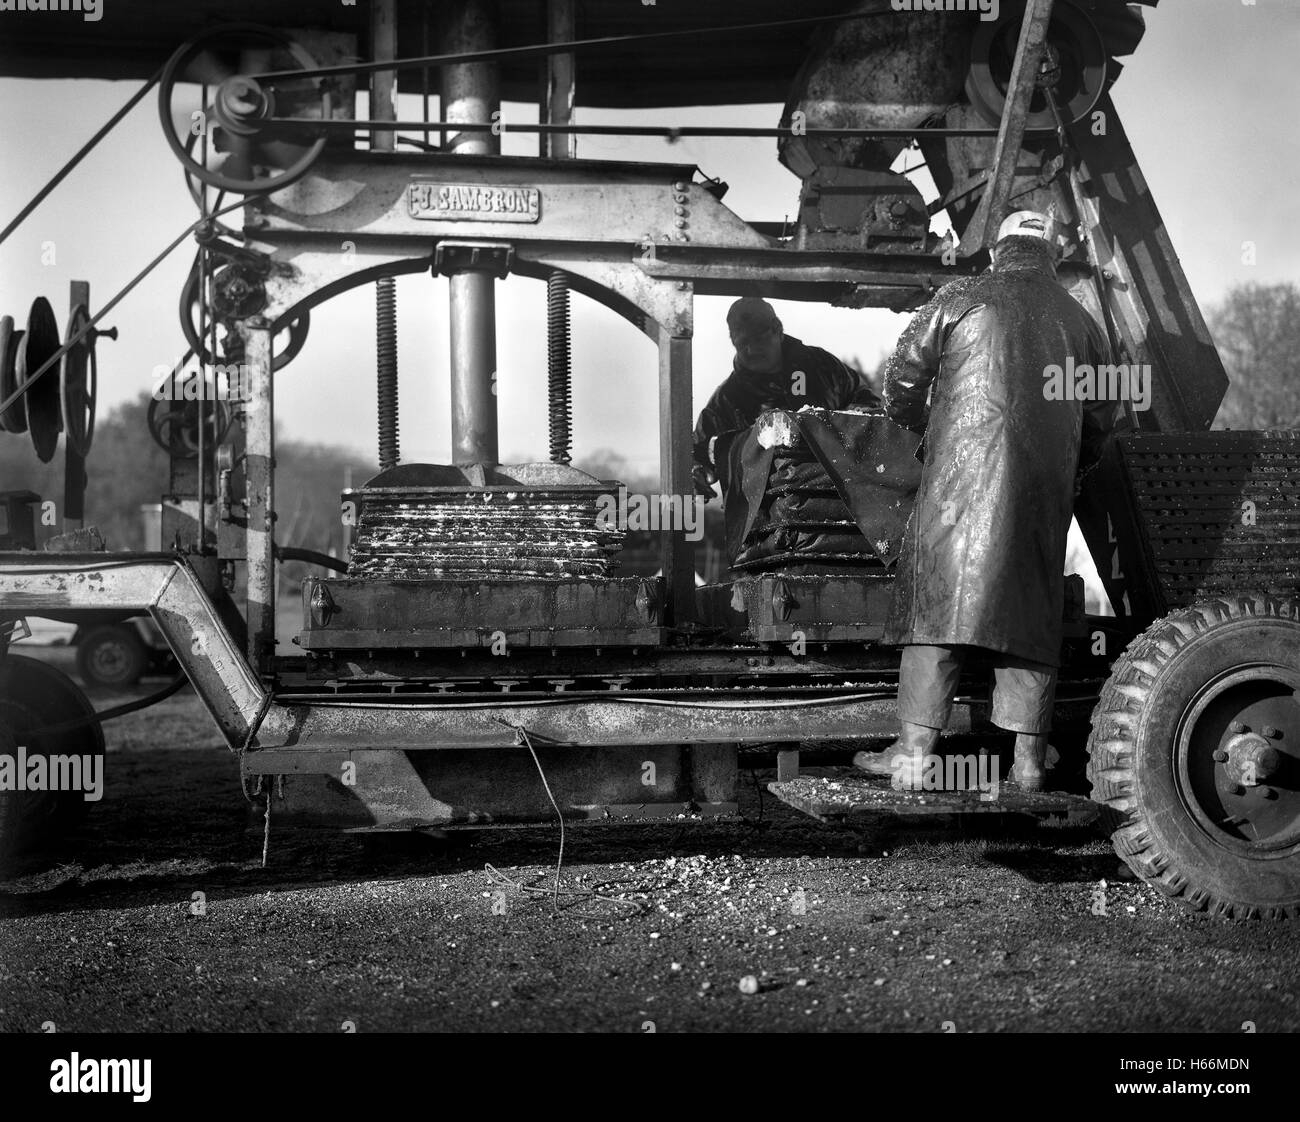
[0, 555, 265, 748]
[253, 155, 976, 324]
[1067, 94, 1229, 431]
[241, 322, 275, 674]
[658, 323, 696, 626]
[245, 694, 922, 756]
[62, 279, 90, 531]
[440, 0, 501, 466]
[968, 0, 1055, 249]
[448, 269, 499, 464]
[545, 0, 576, 161]
[369, 0, 398, 154]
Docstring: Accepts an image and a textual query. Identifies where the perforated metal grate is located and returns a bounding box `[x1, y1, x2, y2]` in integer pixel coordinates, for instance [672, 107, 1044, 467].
[1121, 431, 1300, 608]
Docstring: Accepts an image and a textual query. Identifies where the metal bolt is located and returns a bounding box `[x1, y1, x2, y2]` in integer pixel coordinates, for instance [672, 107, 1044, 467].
[1213, 749, 1229, 763]
[1261, 787, 1279, 800]
[675, 218, 688, 229]
[1228, 784, 1245, 797]
[1229, 721, 1247, 734]
[673, 180, 688, 191]
[674, 205, 687, 216]
[1262, 726, 1281, 739]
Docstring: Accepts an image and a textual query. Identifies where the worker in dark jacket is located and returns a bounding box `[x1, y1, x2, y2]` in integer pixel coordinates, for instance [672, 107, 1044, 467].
[692, 297, 880, 495]
[855, 211, 1119, 791]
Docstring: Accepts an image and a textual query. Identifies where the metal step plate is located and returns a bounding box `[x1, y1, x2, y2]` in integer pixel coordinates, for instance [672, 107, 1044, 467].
[768, 767, 1099, 830]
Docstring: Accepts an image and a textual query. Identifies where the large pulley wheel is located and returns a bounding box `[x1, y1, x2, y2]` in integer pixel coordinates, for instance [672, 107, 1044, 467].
[158, 23, 333, 195]
[0, 655, 105, 865]
[61, 303, 97, 457]
[180, 256, 310, 372]
[1087, 596, 1300, 919]
[965, 0, 1108, 130]
[16, 296, 63, 463]
[0, 315, 26, 434]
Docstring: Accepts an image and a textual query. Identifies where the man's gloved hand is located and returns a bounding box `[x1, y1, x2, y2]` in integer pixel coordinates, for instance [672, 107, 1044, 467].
[692, 462, 718, 500]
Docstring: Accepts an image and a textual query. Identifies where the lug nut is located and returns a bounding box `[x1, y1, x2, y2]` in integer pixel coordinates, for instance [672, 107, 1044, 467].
[1229, 721, 1247, 734]
[1213, 749, 1228, 763]
[1261, 787, 1279, 800]
[1262, 726, 1281, 739]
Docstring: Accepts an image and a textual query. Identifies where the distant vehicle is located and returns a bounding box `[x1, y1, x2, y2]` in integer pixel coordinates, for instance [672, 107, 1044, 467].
[73, 616, 175, 690]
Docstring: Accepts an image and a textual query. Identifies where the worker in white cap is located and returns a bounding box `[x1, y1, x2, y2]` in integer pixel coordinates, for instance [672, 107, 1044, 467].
[855, 210, 1120, 791]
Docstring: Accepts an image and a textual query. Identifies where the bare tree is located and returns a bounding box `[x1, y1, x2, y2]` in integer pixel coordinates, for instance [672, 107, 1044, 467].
[1209, 282, 1300, 430]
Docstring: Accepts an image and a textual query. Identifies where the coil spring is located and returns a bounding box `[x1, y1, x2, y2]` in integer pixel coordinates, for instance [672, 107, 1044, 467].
[547, 270, 572, 465]
[376, 276, 399, 470]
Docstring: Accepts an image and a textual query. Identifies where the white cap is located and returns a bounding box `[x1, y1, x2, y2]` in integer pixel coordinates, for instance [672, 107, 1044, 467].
[996, 210, 1055, 244]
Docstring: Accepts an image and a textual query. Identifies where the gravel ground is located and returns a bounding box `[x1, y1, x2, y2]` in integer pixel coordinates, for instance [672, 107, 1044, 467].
[1, 651, 1298, 1033]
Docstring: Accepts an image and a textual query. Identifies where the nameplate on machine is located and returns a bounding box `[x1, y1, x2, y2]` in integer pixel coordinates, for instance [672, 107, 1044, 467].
[408, 183, 542, 222]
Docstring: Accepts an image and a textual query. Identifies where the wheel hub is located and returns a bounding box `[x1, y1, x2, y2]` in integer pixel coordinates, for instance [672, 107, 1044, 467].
[213, 76, 274, 137]
[1216, 730, 1282, 788]
[1179, 671, 1300, 853]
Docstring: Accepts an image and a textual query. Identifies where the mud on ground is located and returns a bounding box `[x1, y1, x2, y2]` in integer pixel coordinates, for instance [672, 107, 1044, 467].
[1, 656, 1297, 1033]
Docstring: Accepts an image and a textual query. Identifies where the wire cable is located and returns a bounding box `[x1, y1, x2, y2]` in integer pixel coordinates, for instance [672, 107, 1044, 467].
[490, 718, 647, 919]
[0, 68, 164, 249]
[255, 11, 895, 83]
[18, 673, 188, 737]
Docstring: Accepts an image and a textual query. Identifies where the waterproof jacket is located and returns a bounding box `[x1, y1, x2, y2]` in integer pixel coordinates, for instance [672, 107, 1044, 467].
[693, 335, 880, 469]
[881, 245, 1118, 666]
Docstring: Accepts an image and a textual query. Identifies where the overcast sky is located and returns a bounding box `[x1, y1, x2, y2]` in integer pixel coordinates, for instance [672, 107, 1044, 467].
[1, 0, 1296, 480]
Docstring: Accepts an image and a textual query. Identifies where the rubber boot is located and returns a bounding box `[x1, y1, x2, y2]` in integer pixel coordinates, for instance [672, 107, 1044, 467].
[854, 722, 942, 790]
[1009, 732, 1050, 791]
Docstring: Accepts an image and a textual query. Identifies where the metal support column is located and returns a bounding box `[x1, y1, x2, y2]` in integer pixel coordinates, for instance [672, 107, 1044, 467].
[441, 0, 501, 466]
[372, 0, 400, 469]
[969, 0, 1056, 248]
[62, 278, 90, 532]
[658, 318, 696, 626]
[545, 0, 576, 161]
[370, 0, 397, 146]
[242, 321, 275, 674]
[545, 0, 576, 464]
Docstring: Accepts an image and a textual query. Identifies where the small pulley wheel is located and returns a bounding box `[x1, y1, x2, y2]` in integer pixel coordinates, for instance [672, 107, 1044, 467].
[17, 296, 63, 463]
[158, 23, 332, 195]
[61, 304, 97, 457]
[146, 392, 233, 460]
[966, 0, 1108, 130]
[0, 316, 26, 434]
[181, 255, 310, 372]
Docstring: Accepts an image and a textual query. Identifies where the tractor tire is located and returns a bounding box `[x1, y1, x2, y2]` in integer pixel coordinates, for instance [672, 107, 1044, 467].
[77, 623, 147, 689]
[0, 655, 105, 865]
[1086, 595, 1300, 919]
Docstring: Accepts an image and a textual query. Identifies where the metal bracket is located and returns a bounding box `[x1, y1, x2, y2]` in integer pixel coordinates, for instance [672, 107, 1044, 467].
[432, 240, 514, 278]
[0, 617, 31, 644]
